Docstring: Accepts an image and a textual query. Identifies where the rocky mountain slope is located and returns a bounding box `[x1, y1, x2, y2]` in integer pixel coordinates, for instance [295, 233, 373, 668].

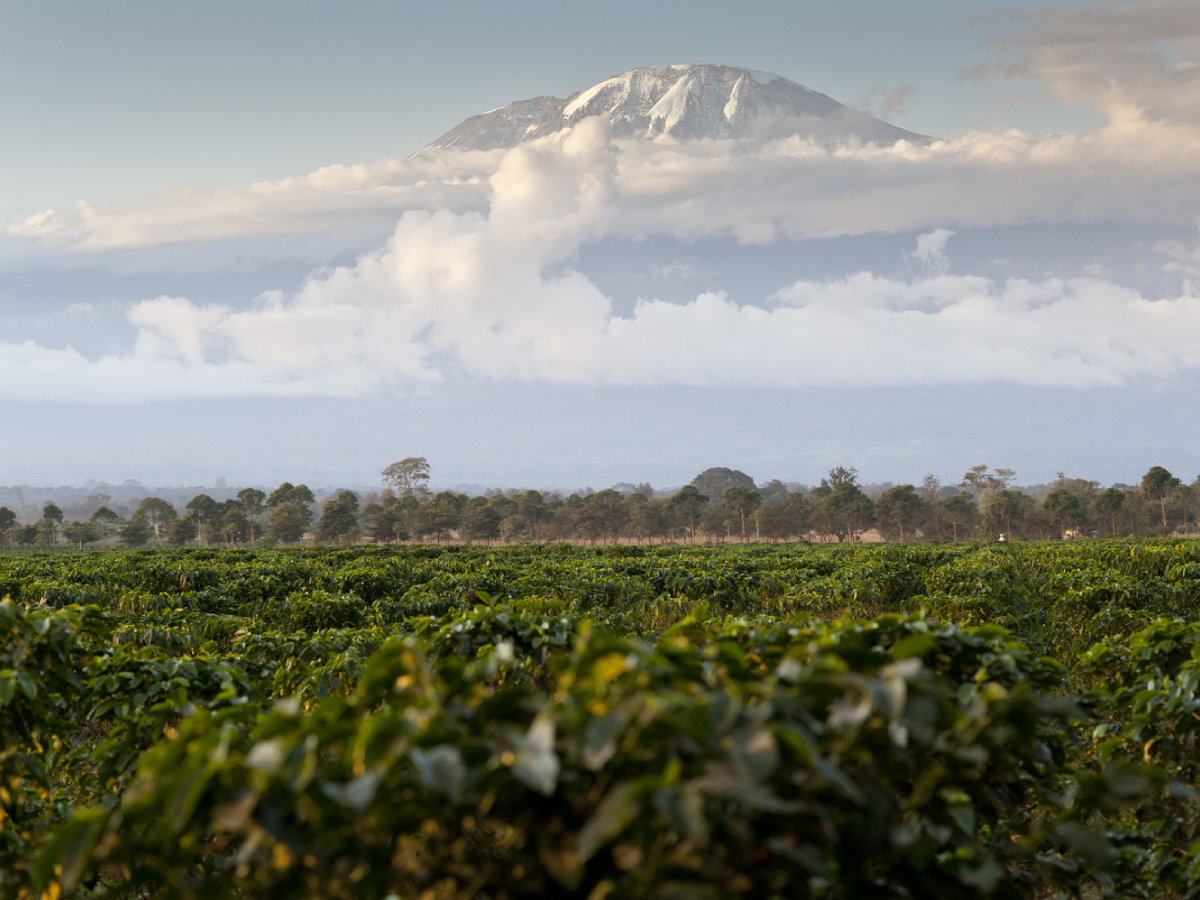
[425, 64, 930, 151]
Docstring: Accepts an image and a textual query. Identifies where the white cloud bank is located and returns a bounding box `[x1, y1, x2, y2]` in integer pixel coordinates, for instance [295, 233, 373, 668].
[11, 111, 1200, 251]
[5, 118, 1200, 401]
[7, 2, 1200, 401]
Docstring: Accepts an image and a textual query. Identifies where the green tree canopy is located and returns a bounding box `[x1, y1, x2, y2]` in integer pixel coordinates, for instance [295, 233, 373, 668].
[719, 486, 763, 541]
[166, 514, 199, 547]
[875, 485, 926, 542]
[119, 514, 152, 548]
[137, 498, 177, 532]
[1141, 466, 1182, 528]
[1091, 487, 1126, 536]
[933, 493, 979, 542]
[42, 504, 63, 545]
[1042, 489, 1087, 538]
[690, 467, 756, 505]
[667, 485, 709, 541]
[268, 503, 310, 544]
[61, 520, 98, 550]
[815, 482, 875, 543]
[382, 457, 431, 498]
[316, 491, 361, 544]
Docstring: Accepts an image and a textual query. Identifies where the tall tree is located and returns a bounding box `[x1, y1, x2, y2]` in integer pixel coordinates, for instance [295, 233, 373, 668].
[816, 482, 875, 543]
[628, 498, 669, 544]
[1091, 487, 1126, 536]
[62, 520, 98, 550]
[1042, 489, 1087, 539]
[667, 486, 708, 542]
[266, 484, 315, 540]
[461, 503, 503, 545]
[186, 495, 223, 548]
[1141, 466, 1182, 529]
[167, 513, 199, 547]
[756, 494, 808, 542]
[720, 486, 763, 542]
[573, 490, 627, 545]
[0, 507, 16, 549]
[933, 493, 979, 542]
[238, 488, 267, 545]
[316, 491, 361, 544]
[138, 498, 177, 534]
[382, 457, 431, 498]
[268, 503, 309, 544]
[920, 474, 941, 505]
[961, 465, 1016, 500]
[90, 507, 120, 543]
[517, 490, 547, 541]
[875, 485, 926, 542]
[119, 514, 152, 548]
[416, 495, 460, 544]
[690, 467, 756, 505]
[42, 503, 63, 546]
[980, 489, 1029, 540]
[220, 505, 249, 546]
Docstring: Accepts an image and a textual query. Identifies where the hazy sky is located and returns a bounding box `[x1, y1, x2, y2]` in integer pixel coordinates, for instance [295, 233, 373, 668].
[3, 0, 1200, 491]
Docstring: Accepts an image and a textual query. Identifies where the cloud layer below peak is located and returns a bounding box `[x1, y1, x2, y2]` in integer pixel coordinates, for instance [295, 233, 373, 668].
[4, 118, 1200, 401]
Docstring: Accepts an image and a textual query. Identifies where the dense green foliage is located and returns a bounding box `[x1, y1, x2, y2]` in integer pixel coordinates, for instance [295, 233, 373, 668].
[5, 540, 1200, 898]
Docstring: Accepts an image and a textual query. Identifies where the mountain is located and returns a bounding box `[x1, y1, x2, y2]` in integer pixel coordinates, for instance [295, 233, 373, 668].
[425, 64, 930, 151]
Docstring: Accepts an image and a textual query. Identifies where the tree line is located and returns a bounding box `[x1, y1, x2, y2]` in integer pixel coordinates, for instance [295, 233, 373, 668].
[0, 457, 1196, 550]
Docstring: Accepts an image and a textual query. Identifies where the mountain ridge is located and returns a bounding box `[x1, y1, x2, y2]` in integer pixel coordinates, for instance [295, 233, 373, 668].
[424, 64, 930, 152]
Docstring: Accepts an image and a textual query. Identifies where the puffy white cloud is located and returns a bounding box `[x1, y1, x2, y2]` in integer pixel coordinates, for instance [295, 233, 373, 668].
[6, 119, 1200, 402]
[7, 153, 499, 251]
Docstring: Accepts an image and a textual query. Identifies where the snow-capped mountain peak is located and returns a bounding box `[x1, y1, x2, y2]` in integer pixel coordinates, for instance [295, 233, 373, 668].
[424, 64, 928, 151]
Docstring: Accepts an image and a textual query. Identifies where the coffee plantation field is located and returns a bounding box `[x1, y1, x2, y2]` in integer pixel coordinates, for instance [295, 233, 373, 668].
[6, 540, 1200, 899]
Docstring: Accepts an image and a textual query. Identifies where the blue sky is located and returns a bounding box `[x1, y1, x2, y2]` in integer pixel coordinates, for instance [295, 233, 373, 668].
[2, 0, 1200, 491]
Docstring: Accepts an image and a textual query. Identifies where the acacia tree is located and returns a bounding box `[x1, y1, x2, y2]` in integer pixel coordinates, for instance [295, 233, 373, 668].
[382, 458, 431, 498]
